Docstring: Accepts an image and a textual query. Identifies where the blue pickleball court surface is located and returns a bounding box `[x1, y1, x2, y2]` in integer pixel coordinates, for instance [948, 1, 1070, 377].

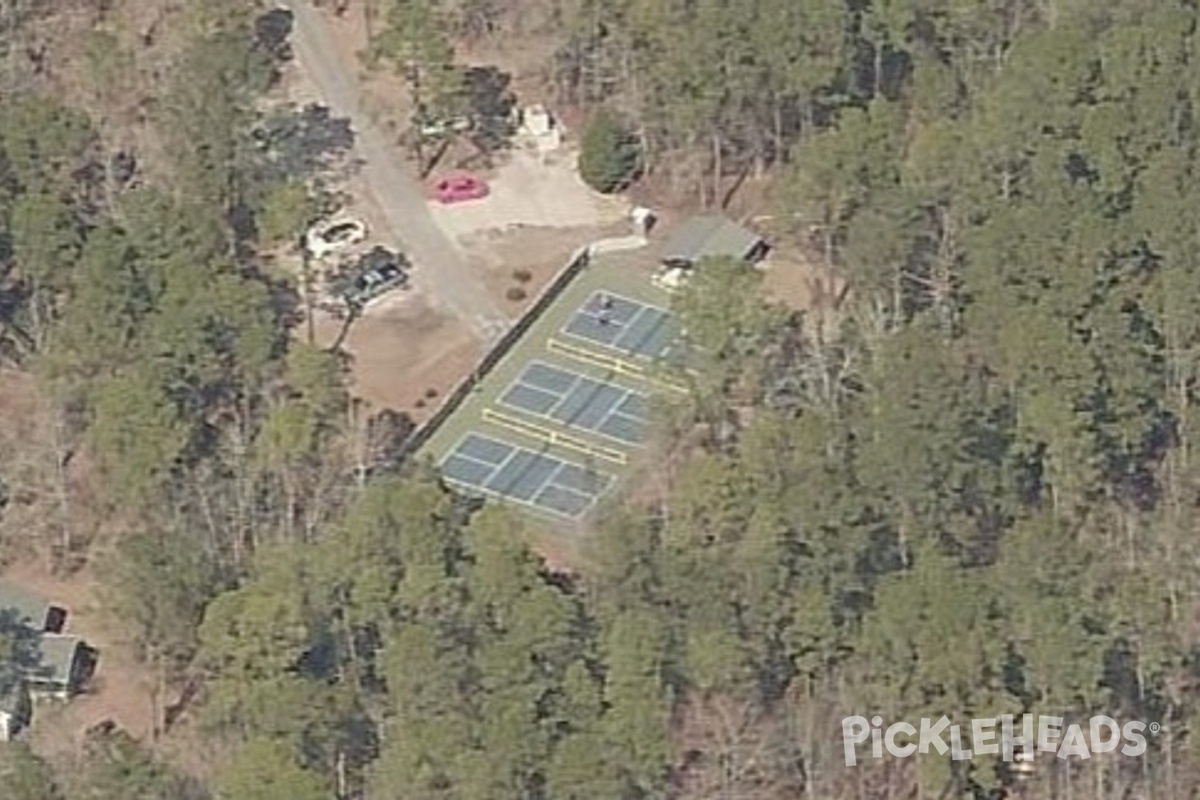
[439, 432, 615, 518]
[496, 360, 649, 446]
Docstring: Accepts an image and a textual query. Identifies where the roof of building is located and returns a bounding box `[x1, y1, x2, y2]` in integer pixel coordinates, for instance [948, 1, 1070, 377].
[24, 634, 84, 688]
[661, 215, 764, 265]
[0, 583, 53, 631]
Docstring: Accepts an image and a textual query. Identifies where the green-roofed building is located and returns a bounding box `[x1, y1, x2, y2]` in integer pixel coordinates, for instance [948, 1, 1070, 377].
[660, 214, 768, 268]
[22, 634, 96, 702]
[0, 583, 95, 716]
[0, 583, 66, 634]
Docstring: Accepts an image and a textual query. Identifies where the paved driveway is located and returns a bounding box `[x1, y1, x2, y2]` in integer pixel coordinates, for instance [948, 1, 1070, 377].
[278, 1, 508, 340]
[428, 148, 630, 239]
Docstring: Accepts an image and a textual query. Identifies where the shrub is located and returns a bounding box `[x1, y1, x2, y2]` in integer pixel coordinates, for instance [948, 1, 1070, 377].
[578, 108, 641, 194]
[424, 387, 438, 399]
[506, 286, 527, 302]
[511, 268, 532, 283]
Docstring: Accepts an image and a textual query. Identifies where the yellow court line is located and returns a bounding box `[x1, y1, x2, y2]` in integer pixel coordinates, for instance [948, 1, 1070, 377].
[548, 338, 647, 378]
[482, 408, 627, 465]
[547, 339, 688, 394]
[548, 338, 633, 371]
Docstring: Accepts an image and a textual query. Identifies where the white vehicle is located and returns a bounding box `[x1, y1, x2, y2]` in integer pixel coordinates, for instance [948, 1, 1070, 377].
[418, 116, 473, 139]
[651, 265, 690, 292]
[304, 217, 367, 259]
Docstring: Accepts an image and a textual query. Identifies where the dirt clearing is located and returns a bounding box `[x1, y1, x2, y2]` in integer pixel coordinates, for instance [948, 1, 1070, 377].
[428, 146, 629, 241]
[761, 249, 846, 313]
[462, 221, 630, 309]
[0, 562, 157, 754]
[311, 296, 481, 421]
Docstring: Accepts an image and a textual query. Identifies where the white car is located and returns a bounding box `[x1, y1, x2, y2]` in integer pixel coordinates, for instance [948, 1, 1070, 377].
[304, 217, 367, 259]
[651, 265, 690, 292]
[418, 116, 473, 139]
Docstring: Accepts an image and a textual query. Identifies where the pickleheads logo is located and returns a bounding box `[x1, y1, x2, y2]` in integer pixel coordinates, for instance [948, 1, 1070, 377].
[842, 714, 1156, 766]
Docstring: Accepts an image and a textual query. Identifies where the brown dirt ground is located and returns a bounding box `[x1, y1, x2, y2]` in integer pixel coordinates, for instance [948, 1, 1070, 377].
[276, 2, 637, 426]
[283, 1, 415, 132]
[454, 13, 565, 101]
[299, 221, 620, 421]
[0, 0, 617, 777]
[17, 1, 190, 189]
[297, 219, 631, 424]
[0, 559, 219, 784]
[0, 561, 157, 753]
[520, 525, 588, 575]
[761, 248, 845, 313]
[0, 0, 207, 771]
[464, 222, 627, 310]
[5, 0, 851, 760]
[0, 368, 40, 458]
[310, 297, 482, 422]
[0, 371, 45, 564]
[275, 5, 478, 424]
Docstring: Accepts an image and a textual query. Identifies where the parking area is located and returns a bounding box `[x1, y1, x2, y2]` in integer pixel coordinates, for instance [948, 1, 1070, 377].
[427, 148, 629, 241]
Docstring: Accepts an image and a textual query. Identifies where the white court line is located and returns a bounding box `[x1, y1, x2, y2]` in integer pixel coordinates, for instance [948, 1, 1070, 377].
[440, 429, 606, 520]
[576, 308, 629, 329]
[611, 305, 653, 352]
[473, 442, 568, 511]
[545, 374, 607, 422]
[445, 451, 502, 473]
[524, 359, 586, 395]
[593, 397, 647, 448]
[497, 372, 566, 418]
[479, 436, 535, 494]
[536, 371, 584, 418]
[566, 290, 673, 359]
[491, 451, 602, 519]
[445, 437, 508, 470]
[542, 462, 610, 510]
[547, 458, 613, 494]
[570, 387, 644, 449]
[566, 290, 638, 337]
[535, 483, 594, 517]
[581, 289, 671, 317]
[513, 361, 646, 449]
[444, 475, 581, 521]
[538, 466, 593, 501]
[530, 357, 645, 395]
[441, 431, 511, 471]
[443, 434, 616, 520]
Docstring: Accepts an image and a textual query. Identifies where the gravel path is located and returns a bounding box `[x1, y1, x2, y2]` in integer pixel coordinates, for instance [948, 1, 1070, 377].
[278, 1, 508, 340]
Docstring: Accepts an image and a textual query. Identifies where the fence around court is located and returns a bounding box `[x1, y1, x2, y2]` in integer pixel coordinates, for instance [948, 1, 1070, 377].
[395, 243, 595, 463]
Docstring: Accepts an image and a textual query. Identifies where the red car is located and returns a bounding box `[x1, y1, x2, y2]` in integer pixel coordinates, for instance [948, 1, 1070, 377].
[433, 174, 489, 204]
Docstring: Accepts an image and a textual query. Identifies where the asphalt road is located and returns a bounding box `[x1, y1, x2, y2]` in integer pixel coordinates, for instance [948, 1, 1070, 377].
[279, 1, 508, 340]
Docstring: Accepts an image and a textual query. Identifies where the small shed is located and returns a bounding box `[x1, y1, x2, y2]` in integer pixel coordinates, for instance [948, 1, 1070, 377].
[0, 671, 31, 740]
[631, 206, 656, 235]
[521, 104, 554, 137]
[24, 634, 95, 702]
[0, 584, 66, 634]
[519, 104, 562, 152]
[661, 215, 768, 268]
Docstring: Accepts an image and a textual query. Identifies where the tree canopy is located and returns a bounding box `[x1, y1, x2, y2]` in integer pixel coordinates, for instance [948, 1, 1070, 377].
[4, 1, 1200, 798]
[578, 108, 641, 194]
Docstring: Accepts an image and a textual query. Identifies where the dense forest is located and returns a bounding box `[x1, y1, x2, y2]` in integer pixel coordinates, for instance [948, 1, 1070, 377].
[2, 0, 1200, 798]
